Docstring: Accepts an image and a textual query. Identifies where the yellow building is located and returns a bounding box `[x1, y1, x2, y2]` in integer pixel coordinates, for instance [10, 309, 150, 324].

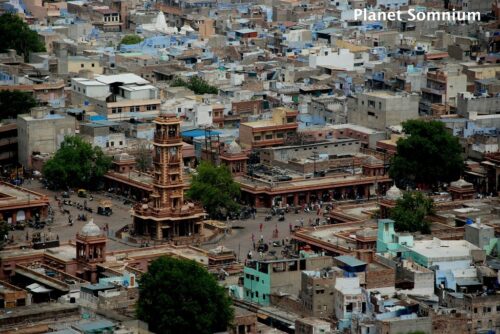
[68, 56, 104, 75]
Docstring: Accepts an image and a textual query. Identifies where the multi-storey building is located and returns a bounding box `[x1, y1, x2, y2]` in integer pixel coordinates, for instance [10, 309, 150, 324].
[239, 107, 298, 149]
[70, 74, 160, 120]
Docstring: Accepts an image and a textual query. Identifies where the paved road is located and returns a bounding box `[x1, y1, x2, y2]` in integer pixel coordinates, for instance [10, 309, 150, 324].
[203, 209, 324, 261]
[12, 180, 326, 257]
[11, 180, 135, 250]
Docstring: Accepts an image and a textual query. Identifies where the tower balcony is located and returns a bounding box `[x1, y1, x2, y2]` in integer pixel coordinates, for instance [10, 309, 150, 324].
[154, 134, 181, 144]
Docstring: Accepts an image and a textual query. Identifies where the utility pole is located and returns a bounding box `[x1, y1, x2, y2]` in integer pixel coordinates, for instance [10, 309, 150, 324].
[311, 151, 318, 177]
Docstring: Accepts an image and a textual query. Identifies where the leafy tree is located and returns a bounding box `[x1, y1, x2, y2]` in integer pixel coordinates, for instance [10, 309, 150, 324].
[186, 162, 240, 218]
[390, 191, 434, 234]
[0, 220, 9, 244]
[171, 76, 218, 95]
[389, 120, 463, 189]
[137, 256, 233, 334]
[120, 34, 143, 46]
[42, 136, 111, 189]
[0, 13, 46, 61]
[0, 90, 37, 120]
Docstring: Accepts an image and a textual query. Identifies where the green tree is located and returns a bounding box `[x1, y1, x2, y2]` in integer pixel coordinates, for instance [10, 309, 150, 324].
[137, 256, 233, 334]
[119, 34, 143, 46]
[0, 220, 9, 245]
[390, 191, 434, 234]
[389, 120, 463, 189]
[170, 76, 218, 95]
[0, 13, 46, 61]
[0, 90, 37, 120]
[42, 136, 111, 189]
[186, 162, 240, 218]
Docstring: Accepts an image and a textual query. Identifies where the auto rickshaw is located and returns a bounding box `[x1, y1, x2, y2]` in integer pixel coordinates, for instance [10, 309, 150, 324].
[97, 200, 113, 216]
[78, 189, 87, 198]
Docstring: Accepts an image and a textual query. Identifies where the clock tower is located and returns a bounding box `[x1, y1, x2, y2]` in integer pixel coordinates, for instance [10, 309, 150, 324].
[133, 114, 205, 242]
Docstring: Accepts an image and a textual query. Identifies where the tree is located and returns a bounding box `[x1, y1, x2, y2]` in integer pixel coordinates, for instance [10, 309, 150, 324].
[171, 76, 218, 95]
[0, 90, 37, 120]
[0, 220, 9, 245]
[390, 191, 434, 234]
[389, 120, 463, 189]
[43, 136, 111, 189]
[137, 256, 233, 334]
[0, 13, 46, 61]
[120, 34, 143, 46]
[135, 142, 152, 172]
[186, 162, 240, 218]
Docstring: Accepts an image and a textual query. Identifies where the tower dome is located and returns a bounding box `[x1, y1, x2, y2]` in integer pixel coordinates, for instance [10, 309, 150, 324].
[386, 185, 403, 201]
[80, 219, 101, 237]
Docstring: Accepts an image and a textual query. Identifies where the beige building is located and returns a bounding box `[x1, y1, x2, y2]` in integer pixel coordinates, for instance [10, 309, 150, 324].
[348, 91, 420, 131]
[67, 56, 104, 75]
[239, 107, 298, 149]
[17, 107, 76, 168]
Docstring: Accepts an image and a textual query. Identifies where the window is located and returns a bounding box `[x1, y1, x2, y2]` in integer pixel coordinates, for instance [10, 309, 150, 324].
[91, 63, 95, 68]
[119, 141, 123, 146]
[254, 136, 261, 141]
[81, 64, 84, 68]
[265, 134, 273, 140]
[368, 111, 376, 117]
[286, 117, 295, 123]
[277, 133, 284, 138]
[379, 102, 382, 109]
[368, 100, 375, 107]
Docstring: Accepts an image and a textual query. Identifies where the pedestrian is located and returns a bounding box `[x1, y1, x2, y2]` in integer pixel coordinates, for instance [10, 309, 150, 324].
[289, 223, 292, 232]
[259, 223, 263, 232]
[251, 233, 255, 243]
[300, 218, 304, 227]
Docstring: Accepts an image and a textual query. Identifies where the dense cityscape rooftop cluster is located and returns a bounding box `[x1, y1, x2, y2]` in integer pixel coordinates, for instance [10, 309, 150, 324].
[0, 0, 500, 333]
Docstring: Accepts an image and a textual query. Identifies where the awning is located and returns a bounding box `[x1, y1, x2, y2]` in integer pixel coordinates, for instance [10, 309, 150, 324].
[257, 313, 268, 320]
[27, 283, 52, 293]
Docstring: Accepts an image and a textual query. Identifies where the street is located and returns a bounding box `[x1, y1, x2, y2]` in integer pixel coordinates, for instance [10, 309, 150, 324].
[12, 180, 326, 257]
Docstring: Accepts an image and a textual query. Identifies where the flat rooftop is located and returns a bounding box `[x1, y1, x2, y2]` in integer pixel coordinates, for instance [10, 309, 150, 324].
[0, 183, 48, 208]
[408, 239, 480, 260]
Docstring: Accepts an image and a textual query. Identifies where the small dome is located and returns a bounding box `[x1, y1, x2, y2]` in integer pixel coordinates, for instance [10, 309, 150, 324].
[386, 185, 403, 200]
[450, 178, 472, 188]
[114, 152, 134, 162]
[80, 219, 101, 237]
[227, 140, 242, 154]
[363, 155, 382, 166]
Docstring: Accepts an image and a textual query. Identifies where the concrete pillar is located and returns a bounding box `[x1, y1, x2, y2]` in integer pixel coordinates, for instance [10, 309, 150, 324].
[364, 186, 369, 198]
[305, 192, 310, 204]
[293, 193, 299, 206]
[157, 222, 162, 240]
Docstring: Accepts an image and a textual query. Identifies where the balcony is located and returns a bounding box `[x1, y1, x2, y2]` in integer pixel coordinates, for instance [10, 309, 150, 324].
[154, 134, 181, 144]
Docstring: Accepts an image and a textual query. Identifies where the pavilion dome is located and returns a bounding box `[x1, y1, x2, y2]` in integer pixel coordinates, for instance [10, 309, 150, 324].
[227, 140, 242, 154]
[450, 178, 472, 188]
[363, 155, 382, 165]
[386, 185, 403, 201]
[80, 219, 101, 237]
